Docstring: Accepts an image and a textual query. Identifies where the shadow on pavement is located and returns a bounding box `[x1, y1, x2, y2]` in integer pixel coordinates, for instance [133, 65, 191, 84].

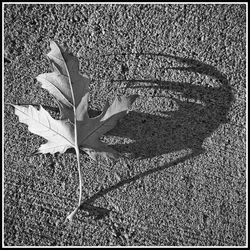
[78, 52, 234, 219]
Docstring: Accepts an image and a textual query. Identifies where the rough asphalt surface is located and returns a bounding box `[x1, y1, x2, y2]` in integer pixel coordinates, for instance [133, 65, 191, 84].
[4, 4, 246, 246]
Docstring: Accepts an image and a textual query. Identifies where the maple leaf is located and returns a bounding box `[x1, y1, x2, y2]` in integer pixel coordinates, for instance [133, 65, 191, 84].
[35, 41, 138, 159]
[11, 41, 138, 221]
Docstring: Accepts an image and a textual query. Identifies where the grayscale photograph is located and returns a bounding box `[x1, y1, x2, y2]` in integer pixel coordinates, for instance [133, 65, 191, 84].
[3, 2, 247, 247]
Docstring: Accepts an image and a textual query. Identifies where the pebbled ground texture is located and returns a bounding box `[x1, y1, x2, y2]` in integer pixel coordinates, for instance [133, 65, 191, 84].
[3, 3, 246, 246]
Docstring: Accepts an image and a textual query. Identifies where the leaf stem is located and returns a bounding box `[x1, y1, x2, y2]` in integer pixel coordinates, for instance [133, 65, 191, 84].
[66, 146, 82, 223]
[75, 145, 82, 208]
[63, 47, 84, 222]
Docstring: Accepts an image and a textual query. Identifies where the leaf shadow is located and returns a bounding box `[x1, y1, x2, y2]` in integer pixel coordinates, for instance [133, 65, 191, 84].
[40, 53, 234, 219]
[104, 52, 234, 159]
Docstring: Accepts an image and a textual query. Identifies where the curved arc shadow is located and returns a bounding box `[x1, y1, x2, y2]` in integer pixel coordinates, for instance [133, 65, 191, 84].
[77, 52, 234, 218]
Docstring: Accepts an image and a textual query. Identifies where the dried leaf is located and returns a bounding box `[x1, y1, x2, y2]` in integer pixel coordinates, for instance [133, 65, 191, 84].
[11, 41, 138, 221]
[35, 41, 138, 159]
